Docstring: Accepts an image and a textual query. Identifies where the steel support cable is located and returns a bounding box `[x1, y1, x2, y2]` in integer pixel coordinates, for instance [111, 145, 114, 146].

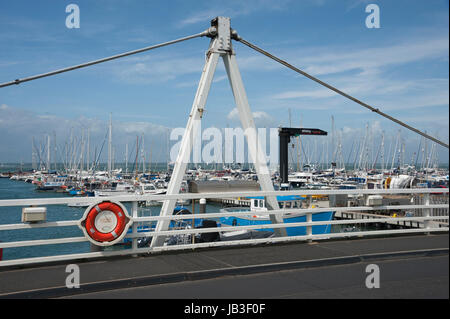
[0, 30, 211, 89]
[236, 37, 449, 149]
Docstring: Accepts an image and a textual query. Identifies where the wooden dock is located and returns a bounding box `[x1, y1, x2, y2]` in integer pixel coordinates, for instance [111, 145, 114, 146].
[334, 209, 448, 229]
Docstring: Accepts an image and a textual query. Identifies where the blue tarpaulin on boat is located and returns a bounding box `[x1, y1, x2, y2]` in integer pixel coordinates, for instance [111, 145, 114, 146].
[245, 195, 306, 201]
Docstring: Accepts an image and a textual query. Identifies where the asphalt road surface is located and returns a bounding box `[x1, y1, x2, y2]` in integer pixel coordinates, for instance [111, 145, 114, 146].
[66, 255, 448, 299]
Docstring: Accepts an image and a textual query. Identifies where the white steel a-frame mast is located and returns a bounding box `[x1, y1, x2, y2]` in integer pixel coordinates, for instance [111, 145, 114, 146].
[151, 17, 286, 248]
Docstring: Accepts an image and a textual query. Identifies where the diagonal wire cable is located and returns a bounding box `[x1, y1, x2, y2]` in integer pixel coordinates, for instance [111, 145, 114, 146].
[0, 31, 209, 89]
[236, 37, 449, 149]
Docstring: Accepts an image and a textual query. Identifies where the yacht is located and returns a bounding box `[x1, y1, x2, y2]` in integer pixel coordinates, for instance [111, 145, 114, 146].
[94, 181, 135, 197]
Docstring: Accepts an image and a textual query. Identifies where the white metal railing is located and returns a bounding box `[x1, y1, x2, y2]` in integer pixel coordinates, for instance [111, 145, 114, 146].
[0, 188, 448, 267]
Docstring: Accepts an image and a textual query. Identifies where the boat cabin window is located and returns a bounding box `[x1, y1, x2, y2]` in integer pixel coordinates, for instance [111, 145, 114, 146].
[252, 199, 265, 208]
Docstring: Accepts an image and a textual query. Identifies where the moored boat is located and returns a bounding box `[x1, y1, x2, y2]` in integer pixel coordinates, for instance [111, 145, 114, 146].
[219, 195, 334, 236]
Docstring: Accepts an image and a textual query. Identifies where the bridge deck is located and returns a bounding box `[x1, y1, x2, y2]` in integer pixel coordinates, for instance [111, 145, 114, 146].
[0, 233, 448, 298]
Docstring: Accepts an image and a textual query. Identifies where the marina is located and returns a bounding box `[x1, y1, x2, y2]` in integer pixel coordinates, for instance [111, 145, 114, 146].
[0, 166, 448, 263]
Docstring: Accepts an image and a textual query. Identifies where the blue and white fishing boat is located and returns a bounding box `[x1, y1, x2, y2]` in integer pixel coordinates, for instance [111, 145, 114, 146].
[35, 175, 68, 191]
[219, 195, 334, 236]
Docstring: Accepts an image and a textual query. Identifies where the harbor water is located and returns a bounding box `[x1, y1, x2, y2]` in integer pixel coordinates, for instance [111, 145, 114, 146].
[0, 178, 97, 261]
[0, 177, 222, 261]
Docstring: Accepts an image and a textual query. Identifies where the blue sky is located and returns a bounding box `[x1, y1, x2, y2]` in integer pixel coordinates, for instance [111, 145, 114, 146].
[0, 0, 448, 165]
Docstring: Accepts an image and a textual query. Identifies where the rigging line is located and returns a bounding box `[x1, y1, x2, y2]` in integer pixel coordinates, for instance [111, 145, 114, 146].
[0, 31, 209, 89]
[236, 37, 449, 149]
[346, 139, 355, 165]
[129, 137, 139, 173]
[300, 139, 310, 165]
[92, 129, 108, 173]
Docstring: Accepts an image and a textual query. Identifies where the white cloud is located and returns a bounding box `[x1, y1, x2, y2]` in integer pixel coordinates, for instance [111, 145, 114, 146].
[252, 111, 274, 122]
[178, 0, 293, 27]
[213, 74, 228, 83]
[0, 104, 171, 162]
[266, 36, 449, 117]
[272, 88, 337, 99]
[106, 52, 205, 84]
[271, 77, 449, 111]
[296, 37, 449, 76]
[180, 10, 226, 26]
[227, 108, 239, 120]
[227, 107, 275, 127]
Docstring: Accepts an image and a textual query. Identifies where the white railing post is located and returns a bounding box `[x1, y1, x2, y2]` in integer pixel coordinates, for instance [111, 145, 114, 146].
[132, 201, 138, 255]
[424, 193, 431, 234]
[306, 212, 312, 242]
[307, 195, 313, 242]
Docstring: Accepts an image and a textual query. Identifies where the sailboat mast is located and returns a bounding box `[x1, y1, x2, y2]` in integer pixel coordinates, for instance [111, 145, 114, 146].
[142, 133, 145, 174]
[53, 131, 57, 171]
[87, 128, 90, 172]
[380, 131, 385, 171]
[108, 113, 112, 177]
[331, 115, 335, 164]
[391, 130, 400, 170]
[32, 137, 37, 171]
[125, 142, 128, 174]
[149, 139, 152, 173]
[47, 134, 51, 172]
[135, 135, 139, 179]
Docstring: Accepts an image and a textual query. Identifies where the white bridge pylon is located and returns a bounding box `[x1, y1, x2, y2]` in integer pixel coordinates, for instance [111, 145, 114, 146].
[150, 17, 287, 247]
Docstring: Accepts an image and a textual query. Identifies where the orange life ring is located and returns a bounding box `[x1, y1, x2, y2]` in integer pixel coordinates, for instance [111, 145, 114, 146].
[84, 201, 128, 243]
